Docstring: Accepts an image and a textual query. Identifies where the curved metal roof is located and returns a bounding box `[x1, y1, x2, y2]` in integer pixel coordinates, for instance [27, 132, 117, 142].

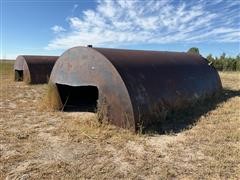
[50, 46, 222, 131]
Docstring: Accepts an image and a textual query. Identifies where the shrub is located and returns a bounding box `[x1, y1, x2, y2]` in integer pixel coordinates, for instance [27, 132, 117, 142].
[207, 54, 240, 71]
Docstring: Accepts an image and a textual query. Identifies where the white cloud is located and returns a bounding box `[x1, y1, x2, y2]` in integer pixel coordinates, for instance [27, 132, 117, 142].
[46, 0, 240, 50]
[51, 25, 66, 33]
[72, 4, 79, 13]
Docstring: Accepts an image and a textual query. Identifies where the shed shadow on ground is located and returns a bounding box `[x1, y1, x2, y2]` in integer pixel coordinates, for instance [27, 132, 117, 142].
[142, 88, 240, 135]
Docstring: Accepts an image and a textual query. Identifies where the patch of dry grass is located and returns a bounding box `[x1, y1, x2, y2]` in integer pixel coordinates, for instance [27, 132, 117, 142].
[0, 61, 239, 179]
[38, 83, 62, 112]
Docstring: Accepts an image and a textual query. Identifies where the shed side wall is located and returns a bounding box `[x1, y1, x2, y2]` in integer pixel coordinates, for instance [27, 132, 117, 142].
[94, 48, 222, 128]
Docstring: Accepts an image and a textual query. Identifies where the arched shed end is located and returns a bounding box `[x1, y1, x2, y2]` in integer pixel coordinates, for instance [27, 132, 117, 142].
[14, 56, 25, 81]
[49, 46, 222, 132]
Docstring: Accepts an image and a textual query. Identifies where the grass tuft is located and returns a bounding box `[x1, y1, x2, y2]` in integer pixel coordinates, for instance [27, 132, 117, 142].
[39, 82, 62, 111]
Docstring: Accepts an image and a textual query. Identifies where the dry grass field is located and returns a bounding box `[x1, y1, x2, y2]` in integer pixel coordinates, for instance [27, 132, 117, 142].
[0, 60, 239, 179]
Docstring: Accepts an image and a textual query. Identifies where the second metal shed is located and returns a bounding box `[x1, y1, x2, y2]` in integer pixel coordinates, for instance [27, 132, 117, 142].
[14, 55, 59, 84]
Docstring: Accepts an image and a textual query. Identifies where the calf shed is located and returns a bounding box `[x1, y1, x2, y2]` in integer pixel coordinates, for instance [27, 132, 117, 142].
[14, 55, 59, 84]
[49, 47, 222, 131]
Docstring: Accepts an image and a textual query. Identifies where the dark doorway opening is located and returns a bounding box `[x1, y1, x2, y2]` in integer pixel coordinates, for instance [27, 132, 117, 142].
[15, 70, 23, 81]
[56, 84, 99, 112]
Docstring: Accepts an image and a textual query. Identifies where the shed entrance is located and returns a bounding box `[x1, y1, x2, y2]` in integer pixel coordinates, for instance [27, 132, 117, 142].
[15, 70, 23, 81]
[56, 84, 99, 112]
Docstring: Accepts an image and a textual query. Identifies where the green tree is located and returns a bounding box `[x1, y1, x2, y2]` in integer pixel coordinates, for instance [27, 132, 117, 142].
[220, 52, 226, 60]
[187, 47, 200, 55]
[236, 54, 240, 61]
[206, 54, 215, 62]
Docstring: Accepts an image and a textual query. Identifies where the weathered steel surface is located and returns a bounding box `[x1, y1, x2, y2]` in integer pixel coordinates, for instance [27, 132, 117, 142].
[14, 56, 25, 81]
[14, 56, 25, 71]
[94, 48, 222, 127]
[49, 47, 222, 131]
[14, 55, 59, 84]
[50, 47, 135, 130]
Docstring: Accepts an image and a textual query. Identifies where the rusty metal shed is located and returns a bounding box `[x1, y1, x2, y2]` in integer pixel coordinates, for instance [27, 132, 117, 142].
[49, 47, 222, 131]
[14, 55, 59, 84]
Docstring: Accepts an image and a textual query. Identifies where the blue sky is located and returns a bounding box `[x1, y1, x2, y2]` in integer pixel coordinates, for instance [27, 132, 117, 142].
[1, 0, 240, 59]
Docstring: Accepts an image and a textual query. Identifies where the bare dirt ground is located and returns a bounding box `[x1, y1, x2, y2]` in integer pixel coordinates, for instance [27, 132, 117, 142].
[0, 61, 239, 179]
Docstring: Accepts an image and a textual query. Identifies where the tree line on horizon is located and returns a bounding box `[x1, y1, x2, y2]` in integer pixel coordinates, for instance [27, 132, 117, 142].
[188, 47, 240, 71]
